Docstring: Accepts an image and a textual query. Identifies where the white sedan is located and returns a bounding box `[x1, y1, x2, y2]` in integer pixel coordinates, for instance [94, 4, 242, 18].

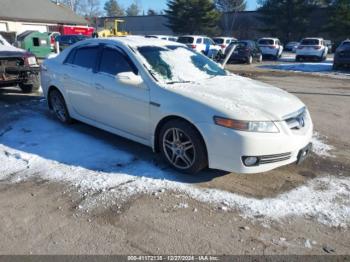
[41, 36, 313, 174]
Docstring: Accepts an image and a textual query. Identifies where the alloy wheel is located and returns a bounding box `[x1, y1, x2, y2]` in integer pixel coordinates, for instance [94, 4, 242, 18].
[162, 128, 196, 170]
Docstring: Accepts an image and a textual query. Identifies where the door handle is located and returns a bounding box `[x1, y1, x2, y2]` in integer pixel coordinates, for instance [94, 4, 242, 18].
[94, 83, 104, 90]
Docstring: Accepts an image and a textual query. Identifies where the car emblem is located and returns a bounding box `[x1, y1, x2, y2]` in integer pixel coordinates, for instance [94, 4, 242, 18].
[297, 116, 305, 128]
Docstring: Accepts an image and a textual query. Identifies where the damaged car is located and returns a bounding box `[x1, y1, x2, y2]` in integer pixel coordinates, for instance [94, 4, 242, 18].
[41, 37, 313, 174]
[0, 34, 40, 93]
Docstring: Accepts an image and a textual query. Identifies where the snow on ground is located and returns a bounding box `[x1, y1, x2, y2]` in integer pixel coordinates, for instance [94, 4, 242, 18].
[312, 132, 335, 158]
[259, 61, 350, 79]
[0, 108, 349, 228]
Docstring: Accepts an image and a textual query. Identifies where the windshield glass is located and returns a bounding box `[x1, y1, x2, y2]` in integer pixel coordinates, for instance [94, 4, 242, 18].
[177, 37, 194, 44]
[213, 38, 224, 44]
[259, 39, 274, 45]
[301, 39, 320, 45]
[137, 45, 227, 83]
[341, 42, 350, 48]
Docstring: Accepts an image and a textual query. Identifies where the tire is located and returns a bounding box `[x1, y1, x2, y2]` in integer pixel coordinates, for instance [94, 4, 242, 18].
[247, 55, 253, 64]
[333, 63, 340, 70]
[296, 56, 301, 62]
[48, 89, 73, 124]
[257, 54, 262, 63]
[159, 119, 207, 174]
[20, 74, 40, 93]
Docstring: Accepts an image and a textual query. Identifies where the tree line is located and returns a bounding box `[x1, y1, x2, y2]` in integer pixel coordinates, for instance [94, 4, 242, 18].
[55, 0, 349, 42]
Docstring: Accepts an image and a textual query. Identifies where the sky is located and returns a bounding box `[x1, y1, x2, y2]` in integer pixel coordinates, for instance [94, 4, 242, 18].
[114, 0, 258, 13]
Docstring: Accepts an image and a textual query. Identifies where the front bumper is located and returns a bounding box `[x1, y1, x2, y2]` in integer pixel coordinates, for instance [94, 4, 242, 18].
[197, 113, 313, 174]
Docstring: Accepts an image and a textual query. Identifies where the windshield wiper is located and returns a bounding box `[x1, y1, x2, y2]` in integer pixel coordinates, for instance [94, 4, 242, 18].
[166, 80, 192, 84]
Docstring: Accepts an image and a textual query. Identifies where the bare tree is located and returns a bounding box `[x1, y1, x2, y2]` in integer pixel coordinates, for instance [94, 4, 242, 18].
[80, 0, 102, 17]
[57, 0, 83, 13]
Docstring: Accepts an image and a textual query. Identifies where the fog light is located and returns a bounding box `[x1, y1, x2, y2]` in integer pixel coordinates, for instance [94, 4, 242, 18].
[243, 156, 259, 167]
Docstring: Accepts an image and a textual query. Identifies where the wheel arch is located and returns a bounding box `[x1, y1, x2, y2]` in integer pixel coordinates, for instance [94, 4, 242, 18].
[153, 115, 208, 158]
[47, 85, 65, 110]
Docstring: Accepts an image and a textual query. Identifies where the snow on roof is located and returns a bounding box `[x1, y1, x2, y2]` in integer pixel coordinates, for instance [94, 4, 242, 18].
[105, 36, 184, 48]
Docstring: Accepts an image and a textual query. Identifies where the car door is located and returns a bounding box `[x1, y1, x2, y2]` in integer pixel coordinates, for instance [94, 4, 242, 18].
[196, 37, 204, 52]
[92, 45, 150, 139]
[61, 44, 99, 120]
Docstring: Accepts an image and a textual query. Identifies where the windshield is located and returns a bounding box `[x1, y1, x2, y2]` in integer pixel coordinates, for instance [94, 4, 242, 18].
[301, 39, 320, 45]
[213, 38, 224, 44]
[341, 42, 350, 48]
[259, 39, 274, 45]
[137, 45, 227, 83]
[177, 37, 194, 44]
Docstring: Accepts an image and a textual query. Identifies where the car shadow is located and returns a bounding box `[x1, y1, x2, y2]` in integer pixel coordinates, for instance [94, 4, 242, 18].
[0, 102, 228, 184]
[0, 87, 42, 104]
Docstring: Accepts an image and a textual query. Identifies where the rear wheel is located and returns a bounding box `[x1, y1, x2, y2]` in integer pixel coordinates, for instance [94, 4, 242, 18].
[19, 84, 34, 93]
[49, 89, 73, 124]
[333, 63, 340, 70]
[247, 55, 253, 64]
[159, 120, 207, 174]
[257, 54, 262, 63]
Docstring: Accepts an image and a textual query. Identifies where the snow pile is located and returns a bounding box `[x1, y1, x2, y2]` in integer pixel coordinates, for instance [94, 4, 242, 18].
[0, 111, 348, 228]
[312, 132, 335, 157]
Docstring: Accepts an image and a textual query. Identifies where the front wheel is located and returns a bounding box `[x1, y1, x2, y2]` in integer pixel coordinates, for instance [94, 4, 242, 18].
[159, 120, 207, 174]
[49, 89, 73, 124]
[257, 54, 262, 63]
[247, 55, 253, 64]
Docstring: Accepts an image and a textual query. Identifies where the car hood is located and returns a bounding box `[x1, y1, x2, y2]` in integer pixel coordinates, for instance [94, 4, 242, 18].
[0, 44, 26, 58]
[164, 74, 305, 121]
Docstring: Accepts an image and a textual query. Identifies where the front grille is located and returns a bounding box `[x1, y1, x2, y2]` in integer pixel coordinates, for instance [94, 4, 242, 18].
[284, 108, 307, 130]
[259, 152, 292, 164]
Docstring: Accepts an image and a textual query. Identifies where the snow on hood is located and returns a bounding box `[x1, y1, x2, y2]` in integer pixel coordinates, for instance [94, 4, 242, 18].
[164, 74, 305, 121]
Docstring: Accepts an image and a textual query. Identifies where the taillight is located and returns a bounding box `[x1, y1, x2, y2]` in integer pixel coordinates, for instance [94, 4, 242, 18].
[191, 44, 196, 49]
[298, 46, 304, 49]
[221, 44, 226, 49]
[269, 45, 277, 49]
[50, 36, 55, 45]
[314, 46, 322, 50]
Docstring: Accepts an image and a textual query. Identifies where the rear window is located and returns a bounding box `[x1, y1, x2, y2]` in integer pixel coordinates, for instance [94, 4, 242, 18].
[258, 39, 274, 45]
[73, 46, 99, 69]
[177, 37, 194, 44]
[236, 41, 248, 48]
[301, 39, 320, 46]
[213, 38, 224, 44]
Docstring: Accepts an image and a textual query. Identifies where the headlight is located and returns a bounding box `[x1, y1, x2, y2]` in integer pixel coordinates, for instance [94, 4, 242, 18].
[214, 116, 279, 133]
[25, 56, 38, 66]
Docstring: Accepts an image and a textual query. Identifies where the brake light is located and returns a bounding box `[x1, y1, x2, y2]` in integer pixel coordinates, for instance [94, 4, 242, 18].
[221, 44, 226, 49]
[314, 46, 322, 50]
[50, 36, 55, 45]
[191, 45, 196, 49]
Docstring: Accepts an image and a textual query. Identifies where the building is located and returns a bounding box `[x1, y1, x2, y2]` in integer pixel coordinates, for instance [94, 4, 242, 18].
[0, 0, 88, 35]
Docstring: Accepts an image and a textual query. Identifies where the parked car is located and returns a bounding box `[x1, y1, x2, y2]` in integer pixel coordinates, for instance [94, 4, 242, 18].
[55, 34, 89, 51]
[285, 42, 299, 52]
[225, 40, 262, 64]
[213, 37, 237, 54]
[177, 35, 222, 59]
[324, 40, 333, 54]
[145, 35, 178, 42]
[41, 36, 313, 174]
[257, 38, 283, 59]
[0, 34, 40, 93]
[296, 38, 328, 62]
[46, 32, 61, 52]
[333, 40, 350, 70]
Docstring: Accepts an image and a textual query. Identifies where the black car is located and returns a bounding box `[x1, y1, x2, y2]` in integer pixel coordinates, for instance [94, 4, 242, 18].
[333, 40, 350, 70]
[225, 40, 262, 64]
[55, 35, 89, 51]
[0, 34, 40, 93]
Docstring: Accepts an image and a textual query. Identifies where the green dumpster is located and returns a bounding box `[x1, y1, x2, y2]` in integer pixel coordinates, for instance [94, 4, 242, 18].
[17, 31, 51, 58]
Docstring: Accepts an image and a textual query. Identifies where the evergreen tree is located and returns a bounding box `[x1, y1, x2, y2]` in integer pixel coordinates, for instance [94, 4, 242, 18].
[147, 9, 158, 16]
[326, 0, 350, 40]
[126, 2, 141, 16]
[165, 0, 220, 35]
[257, 0, 317, 42]
[104, 0, 125, 17]
[215, 0, 246, 12]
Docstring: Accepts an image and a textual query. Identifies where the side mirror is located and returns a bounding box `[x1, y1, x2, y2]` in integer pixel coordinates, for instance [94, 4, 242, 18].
[116, 72, 143, 86]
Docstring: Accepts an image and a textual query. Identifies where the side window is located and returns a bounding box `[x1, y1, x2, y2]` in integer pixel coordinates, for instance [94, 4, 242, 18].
[72, 46, 99, 69]
[64, 49, 76, 64]
[204, 38, 211, 45]
[196, 38, 202, 44]
[99, 47, 135, 76]
[226, 39, 231, 44]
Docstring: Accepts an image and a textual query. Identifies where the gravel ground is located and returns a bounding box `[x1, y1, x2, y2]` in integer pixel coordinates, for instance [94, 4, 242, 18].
[0, 63, 349, 255]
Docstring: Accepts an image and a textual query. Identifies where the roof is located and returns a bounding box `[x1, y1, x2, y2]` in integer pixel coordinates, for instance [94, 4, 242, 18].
[79, 36, 184, 48]
[0, 0, 87, 25]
